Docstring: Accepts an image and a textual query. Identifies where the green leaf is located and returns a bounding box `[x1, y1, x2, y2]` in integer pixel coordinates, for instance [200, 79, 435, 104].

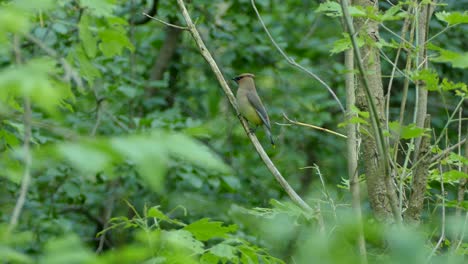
[0, 246, 33, 264]
[78, 13, 98, 58]
[389, 122, 428, 140]
[435, 11, 468, 25]
[428, 44, 468, 69]
[355, 107, 369, 119]
[180, 171, 203, 189]
[98, 28, 134, 57]
[52, 23, 68, 34]
[147, 206, 171, 221]
[164, 132, 230, 173]
[74, 45, 101, 84]
[79, 0, 117, 17]
[39, 235, 94, 264]
[352, 116, 369, 125]
[411, 69, 439, 91]
[110, 136, 167, 192]
[442, 170, 468, 181]
[209, 243, 237, 260]
[12, 0, 55, 11]
[56, 140, 116, 175]
[163, 230, 204, 255]
[331, 34, 352, 54]
[315, 1, 341, 17]
[200, 252, 220, 264]
[239, 246, 259, 264]
[445, 200, 468, 209]
[379, 5, 406, 21]
[48, 130, 228, 193]
[432, 51, 468, 69]
[106, 16, 129, 26]
[401, 125, 429, 140]
[270, 199, 305, 217]
[440, 79, 467, 92]
[0, 7, 30, 35]
[0, 129, 20, 148]
[0, 57, 72, 113]
[221, 175, 241, 191]
[316, 2, 365, 17]
[184, 218, 237, 241]
[442, 152, 468, 167]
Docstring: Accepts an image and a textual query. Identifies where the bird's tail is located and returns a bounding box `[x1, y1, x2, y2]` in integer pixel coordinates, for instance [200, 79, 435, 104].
[266, 127, 275, 147]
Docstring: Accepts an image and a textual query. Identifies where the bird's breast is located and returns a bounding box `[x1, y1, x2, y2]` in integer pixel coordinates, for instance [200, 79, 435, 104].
[236, 90, 262, 125]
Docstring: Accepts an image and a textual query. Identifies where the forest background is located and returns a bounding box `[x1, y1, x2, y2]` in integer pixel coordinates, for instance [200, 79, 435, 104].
[0, 0, 467, 263]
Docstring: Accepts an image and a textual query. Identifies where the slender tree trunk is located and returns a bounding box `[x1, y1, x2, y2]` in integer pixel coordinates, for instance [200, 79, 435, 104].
[146, 25, 182, 96]
[405, 1, 434, 223]
[456, 127, 468, 220]
[345, 45, 367, 262]
[414, 2, 432, 161]
[405, 115, 431, 222]
[353, 0, 394, 221]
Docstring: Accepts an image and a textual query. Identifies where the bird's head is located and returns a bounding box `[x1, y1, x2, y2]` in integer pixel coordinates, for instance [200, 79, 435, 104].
[232, 73, 255, 84]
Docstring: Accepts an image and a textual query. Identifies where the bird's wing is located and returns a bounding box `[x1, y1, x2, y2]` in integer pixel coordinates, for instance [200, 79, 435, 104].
[247, 90, 271, 129]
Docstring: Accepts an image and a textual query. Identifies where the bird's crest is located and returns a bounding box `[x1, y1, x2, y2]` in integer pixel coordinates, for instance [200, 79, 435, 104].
[232, 73, 255, 83]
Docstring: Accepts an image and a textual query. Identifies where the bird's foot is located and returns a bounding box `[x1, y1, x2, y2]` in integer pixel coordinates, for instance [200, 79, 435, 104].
[248, 127, 257, 134]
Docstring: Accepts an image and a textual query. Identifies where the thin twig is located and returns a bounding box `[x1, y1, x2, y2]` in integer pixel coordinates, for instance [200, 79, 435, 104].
[452, 110, 467, 252]
[90, 94, 103, 137]
[455, 212, 468, 251]
[103, 110, 131, 132]
[96, 192, 115, 253]
[251, 0, 345, 113]
[175, 0, 312, 213]
[427, 164, 446, 262]
[385, 7, 411, 167]
[9, 36, 33, 232]
[9, 97, 32, 232]
[379, 50, 411, 81]
[281, 113, 347, 138]
[344, 35, 367, 262]
[425, 24, 456, 45]
[303, 165, 337, 220]
[393, 8, 416, 164]
[25, 34, 82, 88]
[380, 23, 414, 48]
[143, 12, 188, 30]
[430, 138, 466, 163]
[60, 206, 104, 226]
[412, 98, 465, 170]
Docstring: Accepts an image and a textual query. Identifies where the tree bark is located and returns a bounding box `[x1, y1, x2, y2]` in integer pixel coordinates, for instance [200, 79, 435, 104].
[405, 1, 434, 224]
[146, 25, 182, 96]
[345, 41, 367, 261]
[353, 0, 394, 221]
[414, 2, 432, 161]
[405, 115, 431, 223]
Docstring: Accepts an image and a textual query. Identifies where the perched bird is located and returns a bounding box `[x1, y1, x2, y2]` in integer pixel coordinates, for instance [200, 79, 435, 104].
[233, 73, 275, 146]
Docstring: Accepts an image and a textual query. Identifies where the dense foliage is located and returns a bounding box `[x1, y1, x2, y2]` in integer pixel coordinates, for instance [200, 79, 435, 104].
[0, 0, 467, 263]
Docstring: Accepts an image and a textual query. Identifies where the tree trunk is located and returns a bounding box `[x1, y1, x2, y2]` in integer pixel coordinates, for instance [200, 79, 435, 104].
[353, 0, 394, 221]
[405, 115, 431, 223]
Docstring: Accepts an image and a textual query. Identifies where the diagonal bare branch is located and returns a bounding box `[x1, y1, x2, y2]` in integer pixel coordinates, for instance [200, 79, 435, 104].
[175, 0, 312, 213]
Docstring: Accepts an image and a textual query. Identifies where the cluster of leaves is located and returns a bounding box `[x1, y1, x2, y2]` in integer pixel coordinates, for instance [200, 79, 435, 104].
[1, 203, 283, 263]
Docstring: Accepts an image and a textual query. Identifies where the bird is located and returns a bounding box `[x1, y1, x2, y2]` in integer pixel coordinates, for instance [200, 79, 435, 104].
[232, 73, 275, 146]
